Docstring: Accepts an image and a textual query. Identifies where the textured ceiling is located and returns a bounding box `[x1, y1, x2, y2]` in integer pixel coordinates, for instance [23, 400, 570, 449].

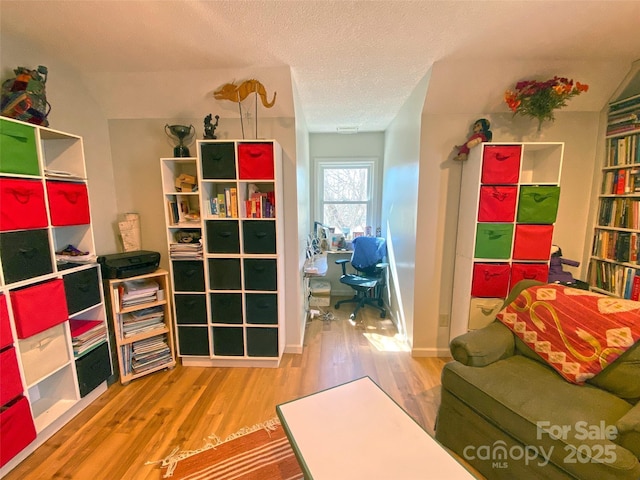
[2, 1, 640, 132]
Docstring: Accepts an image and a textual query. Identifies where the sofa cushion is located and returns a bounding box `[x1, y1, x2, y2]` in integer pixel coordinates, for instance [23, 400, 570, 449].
[442, 356, 640, 479]
[587, 341, 640, 402]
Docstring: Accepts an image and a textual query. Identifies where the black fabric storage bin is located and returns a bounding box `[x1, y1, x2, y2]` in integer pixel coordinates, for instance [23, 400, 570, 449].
[242, 220, 276, 254]
[212, 327, 244, 356]
[247, 327, 278, 357]
[244, 259, 277, 291]
[63, 266, 101, 315]
[75, 341, 111, 397]
[208, 258, 241, 290]
[206, 220, 240, 254]
[210, 293, 242, 324]
[172, 261, 205, 292]
[0, 229, 52, 283]
[175, 294, 207, 324]
[177, 326, 209, 355]
[245, 293, 278, 324]
[200, 143, 236, 179]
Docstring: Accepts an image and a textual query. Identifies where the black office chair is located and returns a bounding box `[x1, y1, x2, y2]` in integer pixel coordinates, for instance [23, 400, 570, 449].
[334, 236, 387, 322]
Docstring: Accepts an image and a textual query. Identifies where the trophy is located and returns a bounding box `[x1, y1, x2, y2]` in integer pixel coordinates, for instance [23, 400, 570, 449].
[165, 124, 195, 157]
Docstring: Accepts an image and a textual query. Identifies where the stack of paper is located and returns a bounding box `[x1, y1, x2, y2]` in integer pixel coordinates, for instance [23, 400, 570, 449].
[122, 306, 165, 337]
[130, 335, 172, 374]
[69, 319, 107, 356]
[169, 240, 203, 259]
[120, 279, 159, 308]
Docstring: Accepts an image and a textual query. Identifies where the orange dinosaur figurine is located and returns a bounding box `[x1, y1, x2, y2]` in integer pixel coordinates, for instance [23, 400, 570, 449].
[214, 79, 276, 108]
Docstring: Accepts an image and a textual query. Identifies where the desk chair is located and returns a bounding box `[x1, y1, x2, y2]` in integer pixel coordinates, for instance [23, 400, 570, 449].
[334, 236, 387, 322]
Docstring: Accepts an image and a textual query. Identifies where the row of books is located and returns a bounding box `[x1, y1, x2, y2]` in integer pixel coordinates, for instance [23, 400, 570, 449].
[168, 196, 200, 225]
[606, 134, 640, 166]
[597, 197, 639, 229]
[588, 259, 640, 300]
[608, 94, 640, 137]
[115, 278, 160, 310]
[206, 188, 276, 219]
[601, 168, 640, 194]
[70, 319, 107, 357]
[591, 230, 639, 264]
[120, 305, 165, 338]
[121, 335, 172, 375]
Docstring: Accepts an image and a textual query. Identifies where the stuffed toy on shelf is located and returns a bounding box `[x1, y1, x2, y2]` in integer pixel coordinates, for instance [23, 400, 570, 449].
[548, 244, 580, 284]
[453, 118, 493, 161]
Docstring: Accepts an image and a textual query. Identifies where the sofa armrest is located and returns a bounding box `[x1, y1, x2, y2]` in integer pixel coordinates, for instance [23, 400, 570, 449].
[449, 321, 515, 367]
[617, 402, 640, 435]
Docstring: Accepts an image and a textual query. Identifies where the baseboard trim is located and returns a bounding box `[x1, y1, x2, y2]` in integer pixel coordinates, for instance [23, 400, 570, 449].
[411, 347, 451, 357]
[285, 344, 303, 354]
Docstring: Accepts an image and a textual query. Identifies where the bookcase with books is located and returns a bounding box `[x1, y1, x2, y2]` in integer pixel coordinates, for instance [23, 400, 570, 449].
[106, 269, 175, 384]
[160, 140, 285, 368]
[588, 66, 640, 300]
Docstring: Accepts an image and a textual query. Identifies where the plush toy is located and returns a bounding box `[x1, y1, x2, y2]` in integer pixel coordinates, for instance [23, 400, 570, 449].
[548, 245, 580, 284]
[454, 118, 493, 161]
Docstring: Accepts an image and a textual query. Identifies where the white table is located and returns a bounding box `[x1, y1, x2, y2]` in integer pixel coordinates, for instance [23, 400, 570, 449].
[276, 377, 476, 479]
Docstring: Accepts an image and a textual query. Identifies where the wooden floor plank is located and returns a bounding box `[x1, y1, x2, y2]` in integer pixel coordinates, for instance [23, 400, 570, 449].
[4, 300, 456, 480]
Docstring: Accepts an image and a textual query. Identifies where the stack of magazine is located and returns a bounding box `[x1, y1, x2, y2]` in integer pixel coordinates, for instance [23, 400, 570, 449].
[169, 240, 203, 260]
[128, 335, 172, 374]
[119, 279, 159, 309]
[69, 319, 107, 357]
[121, 306, 165, 338]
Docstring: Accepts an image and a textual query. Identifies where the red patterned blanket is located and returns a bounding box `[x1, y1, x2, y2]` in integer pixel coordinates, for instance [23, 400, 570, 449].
[496, 284, 640, 384]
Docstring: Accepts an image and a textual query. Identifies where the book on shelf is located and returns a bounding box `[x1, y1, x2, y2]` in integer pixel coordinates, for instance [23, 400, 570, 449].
[217, 193, 226, 218]
[632, 275, 640, 301]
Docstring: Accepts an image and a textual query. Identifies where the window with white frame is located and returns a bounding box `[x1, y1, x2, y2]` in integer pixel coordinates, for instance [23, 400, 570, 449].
[314, 158, 378, 239]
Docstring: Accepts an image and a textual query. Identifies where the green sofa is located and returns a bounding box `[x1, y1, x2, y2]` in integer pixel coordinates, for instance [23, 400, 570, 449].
[435, 280, 640, 480]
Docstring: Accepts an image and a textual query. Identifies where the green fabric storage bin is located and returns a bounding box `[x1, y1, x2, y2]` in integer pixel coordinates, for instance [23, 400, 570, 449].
[516, 185, 560, 224]
[474, 223, 514, 259]
[0, 118, 39, 176]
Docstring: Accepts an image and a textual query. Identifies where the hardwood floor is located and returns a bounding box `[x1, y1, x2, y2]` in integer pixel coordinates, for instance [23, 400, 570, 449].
[5, 300, 452, 480]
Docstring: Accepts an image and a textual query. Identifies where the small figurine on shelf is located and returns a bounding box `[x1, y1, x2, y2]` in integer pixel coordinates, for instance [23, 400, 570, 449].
[548, 245, 580, 284]
[453, 118, 493, 162]
[203, 113, 219, 139]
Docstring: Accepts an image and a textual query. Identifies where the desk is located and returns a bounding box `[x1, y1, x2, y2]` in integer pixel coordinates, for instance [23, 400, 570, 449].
[277, 377, 476, 479]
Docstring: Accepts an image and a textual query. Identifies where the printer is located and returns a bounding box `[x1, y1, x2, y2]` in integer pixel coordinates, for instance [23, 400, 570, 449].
[97, 250, 161, 279]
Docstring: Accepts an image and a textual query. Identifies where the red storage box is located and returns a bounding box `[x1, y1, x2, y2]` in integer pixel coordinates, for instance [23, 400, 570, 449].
[0, 178, 48, 231]
[10, 279, 69, 339]
[481, 145, 521, 184]
[512, 224, 554, 260]
[477, 186, 518, 222]
[0, 396, 37, 467]
[471, 263, 511, 298]
[510, 262, 549, 286]
[0, 294, 12, 349]
[0, 347, 23, 406]
[46, 181, 91, 226]
[237, 143, 274, 180]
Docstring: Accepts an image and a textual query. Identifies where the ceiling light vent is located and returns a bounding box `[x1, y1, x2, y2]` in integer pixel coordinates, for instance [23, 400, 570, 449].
[336, 126, 359, 134]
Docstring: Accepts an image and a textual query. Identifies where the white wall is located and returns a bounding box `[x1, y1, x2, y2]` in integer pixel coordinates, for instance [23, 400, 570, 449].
[1, 33, 119, 254]
[381, 71, 431, 347]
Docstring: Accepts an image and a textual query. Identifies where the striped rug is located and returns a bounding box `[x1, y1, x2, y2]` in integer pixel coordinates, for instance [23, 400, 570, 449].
[156, 418, 303, 480]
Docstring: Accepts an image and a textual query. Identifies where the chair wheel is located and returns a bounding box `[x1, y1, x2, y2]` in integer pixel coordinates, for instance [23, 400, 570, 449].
[380, 310, 386, 318]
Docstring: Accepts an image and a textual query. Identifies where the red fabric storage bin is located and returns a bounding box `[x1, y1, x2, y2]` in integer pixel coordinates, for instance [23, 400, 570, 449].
[0, 178, 48, 231]
[481, 145, 521, 184]
[0, 347, 23, 406]
[0, 396, 36, 467]
[237, 143, 274, 180]
[46, 181, 90, 226]
[471, 263, 511, 298]
[0, 294, 12, 349]
[510, 262, 549, 286]
[512, 224, 554, 260]
[10, 279, 68, 339]
[478, 186, 518, 222]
